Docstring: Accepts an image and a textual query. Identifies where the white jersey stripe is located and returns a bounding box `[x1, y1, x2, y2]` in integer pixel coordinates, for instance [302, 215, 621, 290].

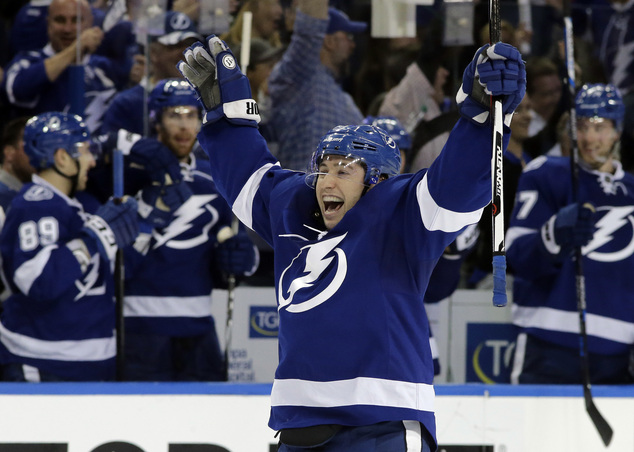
[416, 174, 484, 232]
[0, 322, 115, 362]
[513, 305, 634, 344]
[124, 295, 212, 318]
[14, 244, 57, 295]
[234, 162, 279, 229]
[271, 377, 435, 412]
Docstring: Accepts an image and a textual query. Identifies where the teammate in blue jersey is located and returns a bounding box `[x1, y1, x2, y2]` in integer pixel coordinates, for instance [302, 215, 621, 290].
[179, 35, 525, 451]
[507, 83, 634, 385]
[122, 79, 258, 381]
[99, 11, 203, 136]
[0, 112, 139, 381]
[1, 0, 128, 133]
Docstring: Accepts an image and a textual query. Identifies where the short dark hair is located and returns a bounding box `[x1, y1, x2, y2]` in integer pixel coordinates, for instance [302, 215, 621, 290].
[1, 116, 30, 164]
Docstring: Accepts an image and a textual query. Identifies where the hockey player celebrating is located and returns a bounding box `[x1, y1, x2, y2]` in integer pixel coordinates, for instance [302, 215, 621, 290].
[507, 83, 634, 385]
[178, 36, 525, 450]
[0, 112, 139, 381]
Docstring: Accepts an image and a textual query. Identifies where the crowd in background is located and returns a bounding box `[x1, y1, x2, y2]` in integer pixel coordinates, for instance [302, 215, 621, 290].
[0, 0, 632, 385]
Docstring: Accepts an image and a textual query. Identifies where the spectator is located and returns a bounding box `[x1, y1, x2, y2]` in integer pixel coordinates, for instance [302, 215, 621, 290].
[233, 37, 284, 124]
[2, 0, 131, 132]
[522, 56, 565, 158]
[0, 112, 139, 381]
[122, 79, 258, 381]
[99, 10, 202, 136]
[0, 117, 34, 217]
[267, 1, 366, 170]
[221, 0, 284, 50]
[178, 32, 525, 450]
[507, 84, 634, 384]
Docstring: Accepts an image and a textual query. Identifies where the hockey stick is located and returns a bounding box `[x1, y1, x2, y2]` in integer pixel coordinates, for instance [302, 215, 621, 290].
[217, 217, 240, 381]
[489, 0, 507, 307]
[112, 148, 126, 381]
[562, 3, 613, 446]
[68, 0, 85, 116]
[215, 11, 254, 382]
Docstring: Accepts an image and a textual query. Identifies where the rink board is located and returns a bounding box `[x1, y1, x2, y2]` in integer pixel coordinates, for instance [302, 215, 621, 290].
[0, 383, 632, 452]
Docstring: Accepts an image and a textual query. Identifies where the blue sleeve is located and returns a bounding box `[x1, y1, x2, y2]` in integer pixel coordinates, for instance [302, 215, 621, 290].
[3, 53, 51, 105]
[267, 10, 327, 96]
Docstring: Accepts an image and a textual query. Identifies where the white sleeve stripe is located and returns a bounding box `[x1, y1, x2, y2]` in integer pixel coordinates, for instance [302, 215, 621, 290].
[505, 226, 536, 250]
[416, 173, 484, 232]
[271, 376, 435, 412]
[233, 162, 279, 229]
[513, 305, 634, 344]
[14, 244, 57, 295]
[0, 322, 116, 362]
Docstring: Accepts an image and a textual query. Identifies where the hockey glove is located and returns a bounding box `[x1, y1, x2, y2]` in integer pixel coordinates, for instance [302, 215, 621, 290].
[82, 197, 139, 262]
[215, 229, 258, 276]
[177, 35, 260, 126]
[128, 138, 183, 185]
[541, 202, 596, 258]
[137, 180, 192, 228]
[456, 43, 526, 127]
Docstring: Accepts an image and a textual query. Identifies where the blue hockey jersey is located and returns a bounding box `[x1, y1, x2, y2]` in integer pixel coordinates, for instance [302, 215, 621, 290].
[507, 156, 634, 355]
[0, 176, 116, 380]
[2, 44, 121, 133]
[197, 117, 502, 445]
[124, 154, 237, 336]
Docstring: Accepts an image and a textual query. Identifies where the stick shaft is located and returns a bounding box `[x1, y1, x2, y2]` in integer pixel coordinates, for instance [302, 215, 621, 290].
[562, 5, 613, 445]
[489, 0, 507, 307]
[112, 149, 125, 381]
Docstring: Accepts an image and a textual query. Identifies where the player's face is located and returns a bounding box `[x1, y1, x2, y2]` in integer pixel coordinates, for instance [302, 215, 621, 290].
[157, 106, 201, 160]
[315, 155, 366, 230]
[48, 0, 92, 52]
[75, 142, 96, 191]
[576, 117, 620, 170]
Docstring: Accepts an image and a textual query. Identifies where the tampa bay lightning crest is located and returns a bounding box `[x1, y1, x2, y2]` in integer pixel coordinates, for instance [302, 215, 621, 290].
[583, 205, 634, 262]
[278, 233, 348, 313]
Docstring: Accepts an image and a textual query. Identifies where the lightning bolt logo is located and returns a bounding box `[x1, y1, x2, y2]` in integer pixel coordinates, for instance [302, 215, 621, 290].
[278, 233, 348, 313]
[153, 194, 219, 249]
[584, 205, 634, 262]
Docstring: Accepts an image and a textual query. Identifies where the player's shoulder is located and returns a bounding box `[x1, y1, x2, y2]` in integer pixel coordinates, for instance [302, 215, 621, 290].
[522, 155, 567, 174]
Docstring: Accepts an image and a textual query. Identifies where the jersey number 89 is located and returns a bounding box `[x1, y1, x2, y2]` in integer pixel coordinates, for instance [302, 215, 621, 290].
[18, 217, 59, 251]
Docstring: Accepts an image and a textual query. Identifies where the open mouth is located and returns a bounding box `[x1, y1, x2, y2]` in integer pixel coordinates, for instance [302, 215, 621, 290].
[323, 195, 343, 214]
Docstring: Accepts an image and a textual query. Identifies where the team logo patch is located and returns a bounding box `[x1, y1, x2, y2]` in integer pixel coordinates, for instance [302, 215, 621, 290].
[278, 233, 348, 313]
[222, 54, 236, 70]
[24, 185, 54, 202]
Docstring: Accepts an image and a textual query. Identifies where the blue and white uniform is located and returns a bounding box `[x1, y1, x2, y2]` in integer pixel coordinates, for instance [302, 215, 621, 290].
[197, 116, 500, 447]
[123, 154, 241, 380]
[2, 45, 121, 133]
[0, 176, 116, 381]
[507, 156, 634, 383]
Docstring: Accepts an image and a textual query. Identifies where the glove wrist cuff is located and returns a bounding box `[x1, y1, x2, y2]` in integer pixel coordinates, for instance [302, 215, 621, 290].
[82, 215, 117, 262]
